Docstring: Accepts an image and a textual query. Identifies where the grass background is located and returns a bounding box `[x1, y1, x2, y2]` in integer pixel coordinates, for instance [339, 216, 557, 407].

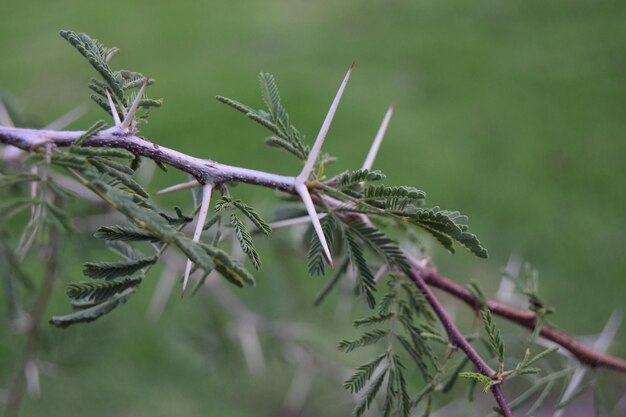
[1, 0, 625, 415]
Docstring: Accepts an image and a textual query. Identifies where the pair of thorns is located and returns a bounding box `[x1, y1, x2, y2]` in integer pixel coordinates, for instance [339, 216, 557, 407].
[127, 66, 394, 294]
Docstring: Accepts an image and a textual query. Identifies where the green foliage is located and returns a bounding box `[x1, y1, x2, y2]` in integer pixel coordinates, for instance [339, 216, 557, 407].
[515, 346, 558, 375]
[232, 200, 272, 236]
[337, 169, 386, 188]
[338, 329, 389, 353]
[406, 208, 488, 258]
[50, 292, 133, 327]
[343, 353, 387, 393]
[88, 157, 149, 198]
[59, 30, 124, 100]
[347, 221, 410, 272]
[459, 372, 498, 393]
[344, 225, 377, 308]
[200, 242, 255, 287]
[83, 256, 157, 280]
[214, 196, 272, 270]
[94, 225, 160, 242]
[307, 214, 337, 276]
[341, 276, 440, 417]
[481, 309, 505, 371]
[216, 73, 308, 160]
[72, 120, 107, 147]
[231, 213, 260, 269]
[60, 30, 160, 122]
[66, 277, 142, 306]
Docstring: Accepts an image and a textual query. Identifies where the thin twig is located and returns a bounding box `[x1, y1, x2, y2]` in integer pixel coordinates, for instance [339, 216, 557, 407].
[4, 230, 59, 417]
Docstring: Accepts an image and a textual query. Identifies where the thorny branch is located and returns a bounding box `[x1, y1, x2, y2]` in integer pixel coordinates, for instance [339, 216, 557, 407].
[1, 118, 625, 417]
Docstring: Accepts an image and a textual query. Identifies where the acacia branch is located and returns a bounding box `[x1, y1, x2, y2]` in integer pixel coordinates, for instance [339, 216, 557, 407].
[0, 126, 295, 192]
[1, 125, 624, 376]
[415, 262, 626, 373]
[406, 262, 513, 416]
[1, 125, 625, 417]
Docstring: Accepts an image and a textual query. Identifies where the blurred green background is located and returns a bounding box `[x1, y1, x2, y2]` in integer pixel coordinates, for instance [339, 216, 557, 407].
[1, 0, 625, 416]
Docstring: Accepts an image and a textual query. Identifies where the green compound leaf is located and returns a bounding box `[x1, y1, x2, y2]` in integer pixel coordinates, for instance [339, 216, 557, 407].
[343, 352, 387, 393]
[354, 367, 388, 417]
[231, 213, 261, 269]
[49, 291, 133, 328]
[338, 329, 389, 353]
[344, 226, 376, 309]
[407, 207, 488, 258]
[83, 256, 157, 280]
[232, 199, 272, 235]
[60, 31, 124, 101]
[459, 372, 497, 393]
[337, 169, 386, 189]
[94, 224, 160, 242]
[200, 242, 255, 287]
[307, 214, 337, 276]
[72, 120, 107, 147]
[66, 276, 142, 305]
[481, 310, 505, 370]
[347, 221, 410, 272]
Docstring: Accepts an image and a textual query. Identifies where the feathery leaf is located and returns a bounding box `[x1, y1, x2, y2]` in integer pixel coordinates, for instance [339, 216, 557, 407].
[345, 226, 377, 308]
[94, 225, 160, 242]
[307, 214, 337, 276]
[348, 221, 410, 272]
[49, 291, 132, 327]
[481, 310, 505, 369]
[343, 352, 387, 393]
[232, 200, 272, 235]
[67, 277, 142, 305]
[231, 213, 261, 269]
[338, 329, 388, 353]
[73, 120, 107, 147]
[407, 207, 488, 258]
[83, 256, 156, 280]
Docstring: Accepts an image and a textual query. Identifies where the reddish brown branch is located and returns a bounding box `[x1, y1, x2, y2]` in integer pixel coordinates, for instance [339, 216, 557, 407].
[416, 262, 626, 373]
[406, 266, 514, 416]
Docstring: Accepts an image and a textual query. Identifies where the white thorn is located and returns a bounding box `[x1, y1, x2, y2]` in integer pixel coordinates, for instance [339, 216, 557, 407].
[0, 97, 15, 127]
[44, 105, 87, 130]
[121, 79, 148, 130]
[552, 310, 622, 417]
[105, 89, 122, 127]
[156, 179, 202, 195]
[297, 64, 354, 182]
[295, 181, 333, 266]
[25, 359, 40, 398]
[182, 183, 213, 295]
[373, 264, 388, 283]
[362, 105, 393, 171]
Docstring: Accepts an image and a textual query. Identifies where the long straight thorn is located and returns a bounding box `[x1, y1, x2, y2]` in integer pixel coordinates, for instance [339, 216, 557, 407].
[156, 179, 202, 195]
[297, 63, 354, 182]
[182, 183, 213, 296]
[44, 105, 87, 130]
[0, 98, 15, 127]
[295, 182, 333, 266]
[121, 78, 148, 130]
[362, 105, 393, 171]
[105, 89, 122, 127]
